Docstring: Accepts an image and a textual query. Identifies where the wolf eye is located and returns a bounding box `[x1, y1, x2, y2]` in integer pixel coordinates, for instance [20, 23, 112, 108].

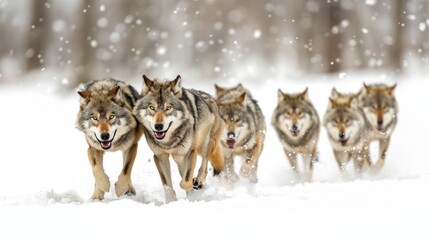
[91, 116, 98, 121]
[166, 106, 172, 110]
[109, 115, 115, 120]
[149, 106, 155, 111]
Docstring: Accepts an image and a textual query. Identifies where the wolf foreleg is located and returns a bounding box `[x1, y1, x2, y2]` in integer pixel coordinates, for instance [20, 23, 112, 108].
[154, 153, 176, 203]
[87, 147, 110, 200]
[377, 137, 390, 169]
[115, 143, 137, 197]
[179, 149, 197, 190]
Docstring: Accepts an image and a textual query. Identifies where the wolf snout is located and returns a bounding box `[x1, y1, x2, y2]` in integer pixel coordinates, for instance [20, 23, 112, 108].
[339, 132, 346, 139]
[227, 131, 236, 140]
[291, 124, 299, 131]
[154, 123, 164, 131]
[100, 132, 110, 141]
[377, 119, 383, 126]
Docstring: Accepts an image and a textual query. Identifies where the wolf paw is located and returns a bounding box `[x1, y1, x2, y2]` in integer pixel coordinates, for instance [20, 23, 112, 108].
[115, 180, 135, 197]
[192, 178, 204, 190]
[180, 179, 193, 190]
[124, 187, 136, 196]
[239, 164, 257, 179]
[91, 188, 105, 200]
[95, 174, 110, 193]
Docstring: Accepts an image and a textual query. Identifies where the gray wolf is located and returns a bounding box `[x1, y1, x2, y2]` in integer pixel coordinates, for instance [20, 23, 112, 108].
[76, 78, 143, 200]
[133, 75, 224, 203]
[323, 88, 368, 176]
[214, 84, 266, 183]
[272, 88, 320, 181]
[360, 83, 398, 171]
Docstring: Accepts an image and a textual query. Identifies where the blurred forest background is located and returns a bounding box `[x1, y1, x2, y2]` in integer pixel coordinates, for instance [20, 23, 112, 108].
[0, 0, 428, 90]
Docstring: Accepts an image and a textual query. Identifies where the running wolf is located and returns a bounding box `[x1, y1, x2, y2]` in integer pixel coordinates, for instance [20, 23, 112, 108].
[323, 88, 368, 176]
[76, 78, 143, 200]
[361, 83, 398, 171]
[133, 75, 224, 203]
[272, 88, 319, 181]
[214, 84, 266, 183]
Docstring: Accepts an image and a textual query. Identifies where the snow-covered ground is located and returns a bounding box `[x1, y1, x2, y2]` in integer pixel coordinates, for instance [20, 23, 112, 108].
[1, 73, 428, 239]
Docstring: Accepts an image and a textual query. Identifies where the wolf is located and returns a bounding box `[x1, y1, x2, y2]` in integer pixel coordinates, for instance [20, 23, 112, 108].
[133, 75, 224, 203]
[76, 78, 143, 200]
[214, 84, 266, 183]
[272, 88, 319, 181]
[323, 88, 368, 176]
[360, 83, 398, 171]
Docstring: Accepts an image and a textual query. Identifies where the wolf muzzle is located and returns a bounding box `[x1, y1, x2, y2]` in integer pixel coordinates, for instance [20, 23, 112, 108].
[94, 130, 117, 150]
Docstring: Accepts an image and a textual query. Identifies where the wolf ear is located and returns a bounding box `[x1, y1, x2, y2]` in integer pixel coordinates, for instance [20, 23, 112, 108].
[78, 91, 91, 100]
[299, 87, 309, 100]
[331, 87, 339, 98]
[277, 89, 286, 102]
[235, 92, 246, 105]
[387, 83, 397, 95]
[363, 82, 371, 93]
[170, 75, 182, 97]
[108, 85, 122, 102]
[108, 85, 120, 97]
[142, 75, 154, 95]
[214, 84, 225, 96]
[350, 97, 359, 110]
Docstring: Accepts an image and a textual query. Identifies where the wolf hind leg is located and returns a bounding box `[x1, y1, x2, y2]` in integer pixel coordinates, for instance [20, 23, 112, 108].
[88, 147, 110, 200]
[115, 143, 138, 197]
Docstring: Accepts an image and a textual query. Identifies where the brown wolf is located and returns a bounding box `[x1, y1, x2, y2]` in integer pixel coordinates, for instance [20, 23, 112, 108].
[133, 75, 224, 203]
[215, 84, 266, 183]
[272, 88, 320, 181]
[323, 89, 368, 176]
[76, 78, 143, 200]
[361, 83, 398, 171]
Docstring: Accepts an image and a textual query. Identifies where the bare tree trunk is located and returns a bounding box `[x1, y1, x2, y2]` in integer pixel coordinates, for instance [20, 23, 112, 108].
[71, 0, 93, 88]
[326, 2, 342, 73]
[27, 1, 51, 71]
[391, 0, 405, 73]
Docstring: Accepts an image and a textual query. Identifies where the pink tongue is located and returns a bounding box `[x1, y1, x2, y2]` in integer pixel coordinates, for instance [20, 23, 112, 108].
[226, 139, 236, 148]
[155, 132, 165, 138]
[101, 141, 111, 148]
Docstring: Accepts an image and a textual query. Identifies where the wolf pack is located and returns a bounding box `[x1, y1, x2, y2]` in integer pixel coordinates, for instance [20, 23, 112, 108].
[76, 75, 398, 202]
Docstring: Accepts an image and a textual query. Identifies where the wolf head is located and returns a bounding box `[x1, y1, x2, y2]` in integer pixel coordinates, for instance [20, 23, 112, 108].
[76, 81, 137, 151]
[217, 92, 248, 149]
[134, 75, 187, 142]
[273, 88, 317, 139]
[361, 83, 398, 133]
[323, 96, 365, 148]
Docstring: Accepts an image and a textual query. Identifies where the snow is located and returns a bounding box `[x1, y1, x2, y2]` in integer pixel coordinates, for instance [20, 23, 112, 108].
[1, 73, 429, 239]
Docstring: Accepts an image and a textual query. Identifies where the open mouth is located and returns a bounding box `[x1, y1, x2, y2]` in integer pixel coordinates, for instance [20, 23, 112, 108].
[153, 122, 172, 141]
[339, 139, 348, 146]
[94, 130, 116, 150]
[291, 130, 300, 136]
[226, 139, 236, 148]
[377, 124, 384, 131]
